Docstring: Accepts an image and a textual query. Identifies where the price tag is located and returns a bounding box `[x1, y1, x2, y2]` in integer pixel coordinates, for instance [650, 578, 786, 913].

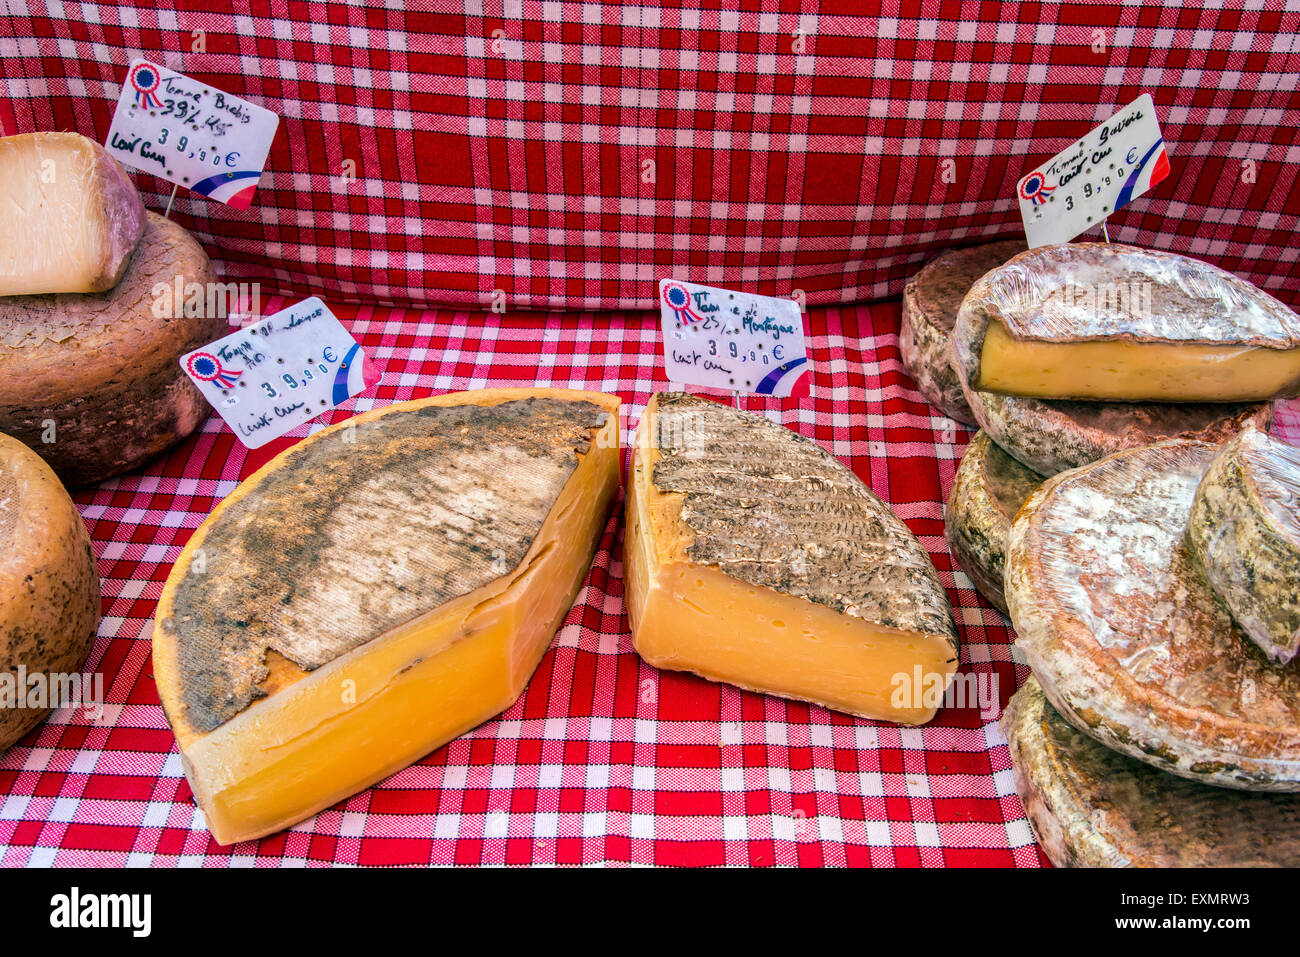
[658, 279, 811, 398]
[105, 59, 278, 209]
[1017, 94, 1170, 247]
[180, 298, 381, 449]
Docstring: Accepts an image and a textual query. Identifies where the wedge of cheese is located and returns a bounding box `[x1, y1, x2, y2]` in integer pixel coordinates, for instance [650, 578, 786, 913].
[0, 132, 146, 296]
[1187, 424, 1300, 664]
[153, 389, 620, 845]
[626, 393, 959, 724]
[951, 243, 1300, 403]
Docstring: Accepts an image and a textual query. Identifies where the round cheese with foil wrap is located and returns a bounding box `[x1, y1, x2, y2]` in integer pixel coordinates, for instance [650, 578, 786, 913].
[1007, 440, 1300, 792]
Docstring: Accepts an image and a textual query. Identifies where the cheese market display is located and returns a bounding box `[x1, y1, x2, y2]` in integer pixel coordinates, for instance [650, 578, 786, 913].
[153, 389, 620, 844]
[0, 432, 101, 753]
[625, 392, 959, 724]
[900, 239, 1025, 424]
[944, 430, 1043, 614]
[0, 132, 146, 297]
[1006, 441, 1300, 792]
[1003, 677, 1300, 868]
[952, 243, 1300, 403]
[1187, 424, 1300, 664]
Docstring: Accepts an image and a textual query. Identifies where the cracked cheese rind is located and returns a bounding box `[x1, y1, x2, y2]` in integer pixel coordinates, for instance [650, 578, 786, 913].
[0, 212, 222, 485]
[153, 388, 621, 844]
[1003, 677, 1300, 868]
[626, 392, 959, 724]
[900, 239, 1025, 425]
[1187, 425, 1300, 664]
[0, 433, 100, 753]
[950, 242, 1300, 403]
[944, 431, 1043, 614]
[0, 132, 146, 296]
[964, 387, 1272, 476]
[1007, 440, 1300, 792]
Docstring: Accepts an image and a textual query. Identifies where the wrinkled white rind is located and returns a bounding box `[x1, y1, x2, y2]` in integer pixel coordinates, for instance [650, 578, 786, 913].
[1006, 440, 1300, 791]
[965, 385, 1273, 476]
[1187, 424, 1300, 664]
[951, 242, 1300, 395]
[1003, 677, 1300, 868]
[0, 131, 146, 296]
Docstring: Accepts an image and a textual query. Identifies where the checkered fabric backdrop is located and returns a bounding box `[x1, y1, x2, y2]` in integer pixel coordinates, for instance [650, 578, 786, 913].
[1, 298, 1297, 867]
[2, 1, 1300, 311]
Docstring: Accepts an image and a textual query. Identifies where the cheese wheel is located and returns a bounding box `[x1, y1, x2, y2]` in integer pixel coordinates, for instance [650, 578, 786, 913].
[1007, 440, 1300, 791]
[0, 132, 146, 297]
[1004, 677, 1300, 868]
[0, 432, 100, 753]
[1187, 424, 1300, 664]
[944, 431, 1043, 614]
[0, 212, 224, 485]
[900, 239, 1024, 424]
[965, 387, 1272, 476]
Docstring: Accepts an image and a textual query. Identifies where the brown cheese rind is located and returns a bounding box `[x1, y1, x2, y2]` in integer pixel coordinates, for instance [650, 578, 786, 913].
[965, 387, 1273, 476]
[651, 393, 958, 649]
[1003, 677, 1300, 868]
[1187, 425, 1300, 664]
[0, 213, 223, 485]
[951, 242, 1300, 394]
[1006, 440, 1300, 791]
[944, 431, 1044, 614]
[900, 239, 1025, 424]
[0, 433, 100, 753]
[163, 396, 609, 733]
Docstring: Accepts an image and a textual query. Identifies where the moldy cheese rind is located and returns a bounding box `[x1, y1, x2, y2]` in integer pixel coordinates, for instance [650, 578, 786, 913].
[1187, 424, 1300, 664]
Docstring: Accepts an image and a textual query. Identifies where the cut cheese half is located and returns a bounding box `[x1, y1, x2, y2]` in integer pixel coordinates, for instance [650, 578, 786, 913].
[0, 132, 146, 296]
[1004, 677, 1300, 868]
[951, 243, 1300, 403]
[153, 388, 621, 844]
[1187, 424, 1300, 664]
[1007, 440, 1300, 791]
[625, 392, 959, 724]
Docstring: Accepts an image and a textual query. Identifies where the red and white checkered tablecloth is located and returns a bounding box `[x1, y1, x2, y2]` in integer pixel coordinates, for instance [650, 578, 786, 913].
[3, 2, 1300, 312]
[2, 299, 1295, 867]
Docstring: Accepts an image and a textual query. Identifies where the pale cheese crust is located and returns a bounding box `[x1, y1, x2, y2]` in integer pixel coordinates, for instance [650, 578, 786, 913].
[1007, 440, 1300, 791]
[1003, 677, 1300, 868]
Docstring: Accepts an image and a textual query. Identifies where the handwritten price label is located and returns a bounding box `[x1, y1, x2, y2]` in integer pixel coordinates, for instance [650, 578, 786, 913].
[1018, 94, 1170, 247]
[106, 59, 278, 209]
[658, 279, 811, 398]
[180, 298, 381, 449]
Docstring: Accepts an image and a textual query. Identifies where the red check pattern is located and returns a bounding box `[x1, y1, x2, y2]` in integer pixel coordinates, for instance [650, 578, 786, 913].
[3, 2, 1300, 312]
[2, 300, 1295, 867]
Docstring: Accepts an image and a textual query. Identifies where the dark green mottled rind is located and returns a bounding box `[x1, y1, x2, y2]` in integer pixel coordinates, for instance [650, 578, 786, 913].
[1187, 426, 1300, 664]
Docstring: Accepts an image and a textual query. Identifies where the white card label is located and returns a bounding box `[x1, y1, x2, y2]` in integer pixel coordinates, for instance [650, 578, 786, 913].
[181, 298, 381, 449]
[1018, 94, 1170, 248]
[106, 59, 278, 209]
[659, 280, 811, 398]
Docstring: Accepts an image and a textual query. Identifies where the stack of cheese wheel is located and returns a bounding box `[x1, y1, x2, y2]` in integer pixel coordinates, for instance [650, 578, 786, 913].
[904, 241, 1283, 615]
[0, 131, 226, 485]
[938, 242, 1300, 867]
